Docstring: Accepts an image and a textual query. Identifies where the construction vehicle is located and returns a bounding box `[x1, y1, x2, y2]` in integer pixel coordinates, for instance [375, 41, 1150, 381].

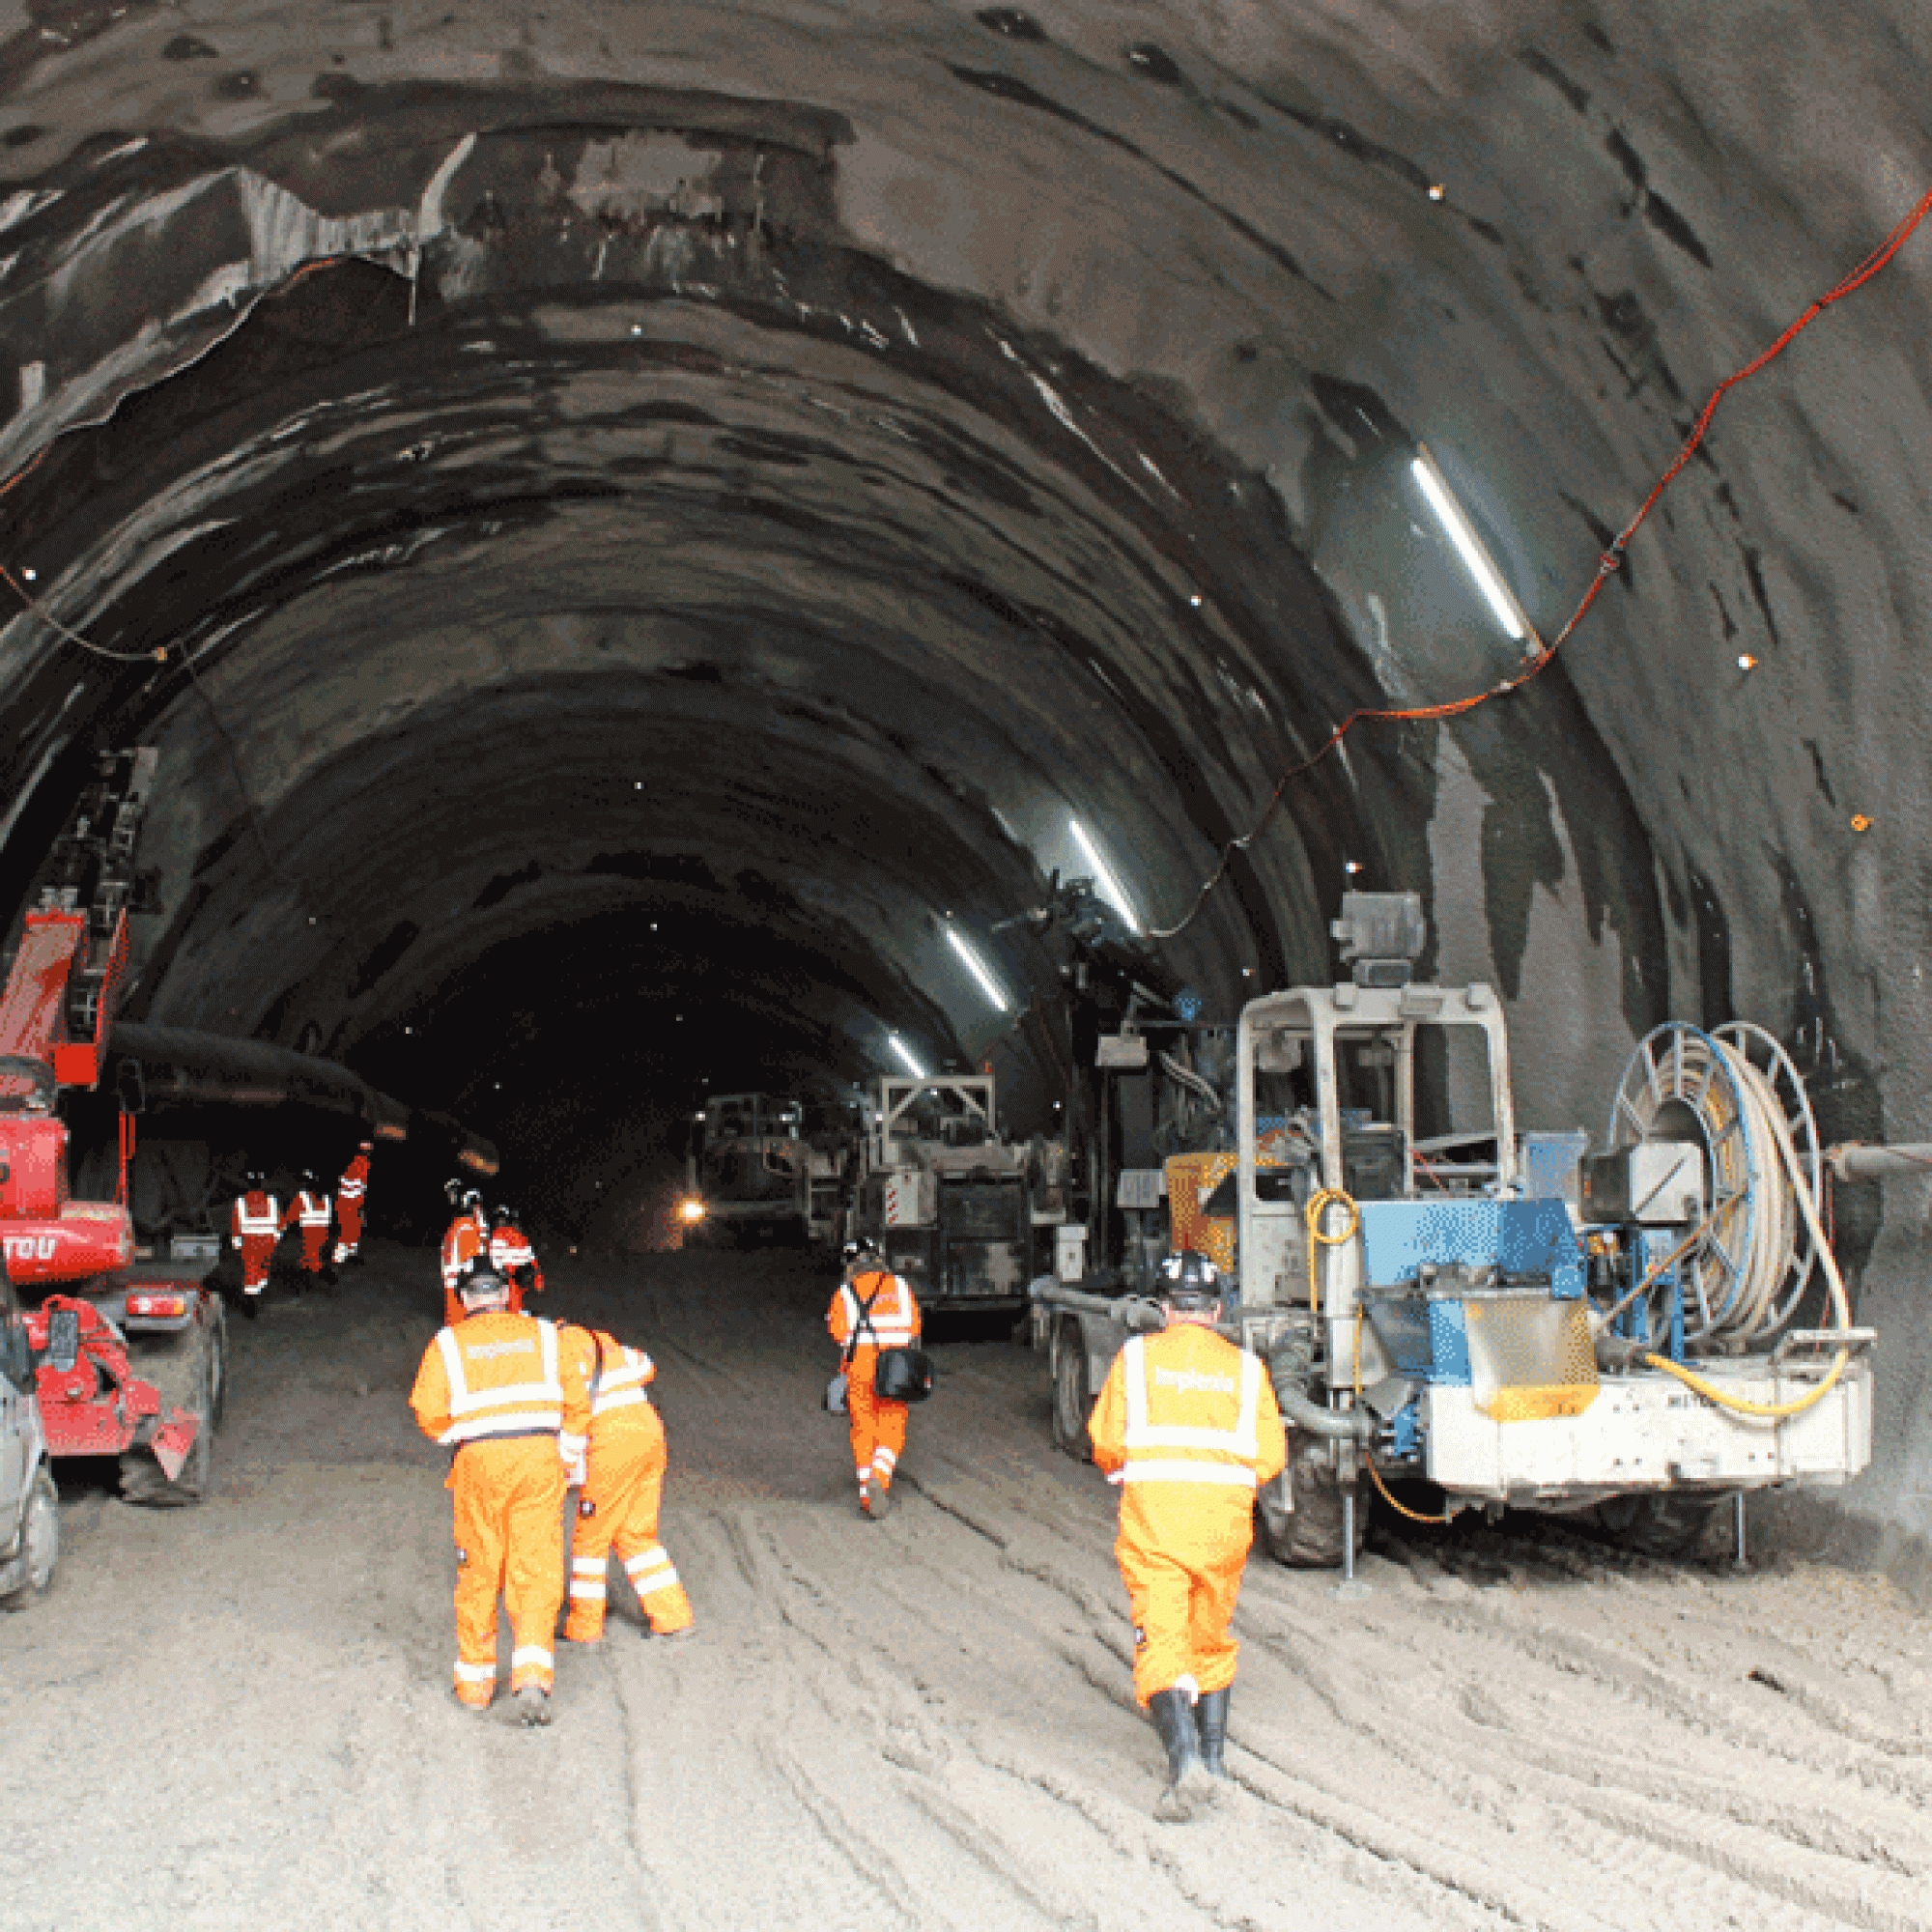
[847, 1073, 1068, 1310]
[0, 1259, 59, 1605]
[1035, 892, 1873, 1573]
[1, 749, 227, 1506]
[681, 1093, 811, 1244]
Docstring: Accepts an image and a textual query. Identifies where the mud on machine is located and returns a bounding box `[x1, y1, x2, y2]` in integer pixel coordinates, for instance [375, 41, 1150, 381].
[1037, 893, 1873, 1576]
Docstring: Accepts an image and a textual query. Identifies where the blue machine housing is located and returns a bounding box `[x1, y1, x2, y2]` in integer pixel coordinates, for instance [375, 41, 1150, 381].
[1355, 1197, 1585, 1389]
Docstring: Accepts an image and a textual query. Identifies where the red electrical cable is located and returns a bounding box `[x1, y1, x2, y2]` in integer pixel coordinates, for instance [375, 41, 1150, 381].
[1147, 182, 1932, 941]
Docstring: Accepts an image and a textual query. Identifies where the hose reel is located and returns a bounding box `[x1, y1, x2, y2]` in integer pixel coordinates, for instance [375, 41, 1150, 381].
[1605, 1021, 1824, 1350]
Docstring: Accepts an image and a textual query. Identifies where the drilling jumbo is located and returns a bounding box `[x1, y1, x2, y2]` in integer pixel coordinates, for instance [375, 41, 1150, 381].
[0, 751, 227, 1508]
[1035, 894, 1874, 1574]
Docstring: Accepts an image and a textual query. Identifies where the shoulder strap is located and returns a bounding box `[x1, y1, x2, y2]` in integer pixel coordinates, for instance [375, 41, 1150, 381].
[842, 1285, 883, 1366]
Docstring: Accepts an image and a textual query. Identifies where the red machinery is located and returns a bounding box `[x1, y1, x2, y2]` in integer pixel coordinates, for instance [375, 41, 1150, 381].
[2, 750, 225, 1504]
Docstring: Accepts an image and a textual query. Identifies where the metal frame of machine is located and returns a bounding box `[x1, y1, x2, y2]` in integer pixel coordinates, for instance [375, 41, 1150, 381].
[682, 1092, 812, 1243]
[1036, 894, 1874, 1572]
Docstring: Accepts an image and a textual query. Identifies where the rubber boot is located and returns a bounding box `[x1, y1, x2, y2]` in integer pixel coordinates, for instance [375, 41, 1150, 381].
[1196, 1687, 1231, 1780]
[1147, 1688, 1216, 1823]
[513, 1684, 553, 1727]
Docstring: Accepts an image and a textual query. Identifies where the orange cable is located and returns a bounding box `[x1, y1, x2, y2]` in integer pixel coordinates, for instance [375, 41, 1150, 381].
[1146, 182, 1932, 941]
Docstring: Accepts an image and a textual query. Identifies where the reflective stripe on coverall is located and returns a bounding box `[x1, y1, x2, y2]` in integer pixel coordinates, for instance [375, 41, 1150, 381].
[489, 1225, 543, 1314]
[828, 1269, 921, 1492]
[284, 1189, 332, 1274]
[557, 1327, 694, 1641]
[409, 1311, 586, 1704]
[333, 1154, 369, 1263]
[440, 1211, 488, 1327]
[1088, 1325, 1287, 1707]
[230, 1191, 280, 1295]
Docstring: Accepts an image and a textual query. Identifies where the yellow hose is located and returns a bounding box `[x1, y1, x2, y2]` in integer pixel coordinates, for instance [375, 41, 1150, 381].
[1638, 1348, 1846, 1418]
[1305, 1187, 1357, 1317]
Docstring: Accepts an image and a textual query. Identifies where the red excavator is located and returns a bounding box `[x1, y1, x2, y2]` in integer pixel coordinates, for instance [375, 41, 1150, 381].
[1, 749, 225, 1504]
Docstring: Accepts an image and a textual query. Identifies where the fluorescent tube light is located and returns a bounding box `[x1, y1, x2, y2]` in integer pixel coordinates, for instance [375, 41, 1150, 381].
[1410, 446, 1527, 642]
[946, 926, 1011, 1013]
[889, 1034, 928, 1078]
[1069, 817, 1141, 936]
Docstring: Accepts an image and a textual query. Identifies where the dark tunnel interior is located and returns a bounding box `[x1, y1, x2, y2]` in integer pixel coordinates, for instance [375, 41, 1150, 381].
[1, 2, 1929, 1557]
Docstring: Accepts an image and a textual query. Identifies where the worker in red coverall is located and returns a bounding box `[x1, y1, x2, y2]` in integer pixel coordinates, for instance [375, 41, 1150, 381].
[826, 1237, 921, 1520]
[333, 1140, 373, 1264]
[282, 1169, 333, 1288]
[489, 1204, 544, 1313]
[1088, 1250, 1287, 1824]
[228, 1171, 280, 1320]
[440, 1181, 490, 1327]
[409, 1263, 587, 1725]
[556, 1323, 695, 1644]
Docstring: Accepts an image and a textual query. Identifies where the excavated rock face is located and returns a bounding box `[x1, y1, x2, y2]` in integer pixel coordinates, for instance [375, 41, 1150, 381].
[0, 5, 1926, 1567]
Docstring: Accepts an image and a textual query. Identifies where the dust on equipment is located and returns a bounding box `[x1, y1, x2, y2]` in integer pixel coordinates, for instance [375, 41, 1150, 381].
[1035, 892, 1872, 1577]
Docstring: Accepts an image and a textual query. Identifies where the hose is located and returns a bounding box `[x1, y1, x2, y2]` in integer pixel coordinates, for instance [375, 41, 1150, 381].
[1350, 1299, 1452, 1520]
[1304, 1188, 1358, 1317]
[1638, 1064, 1855, 1419]
[1269, 1350, 1375, 1442]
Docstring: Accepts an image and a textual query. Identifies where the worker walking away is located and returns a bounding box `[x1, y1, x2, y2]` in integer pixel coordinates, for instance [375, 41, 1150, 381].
[440, 1181, 490, 1326]
[228, 1171, 280, 1320]
[489, 1204, 544, 1312]
[333, 1139, 373, 1264]
[556, 1323, 694, 1644]
[1088, 1251, 1286, 1823]
[827, 1237, 921, 1520]
[408, 1263, 587, 1725]
[283, 1170, 334, 1290]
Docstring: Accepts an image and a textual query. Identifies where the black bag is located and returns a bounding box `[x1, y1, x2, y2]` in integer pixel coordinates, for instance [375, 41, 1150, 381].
[873, 1347, 934, 1404]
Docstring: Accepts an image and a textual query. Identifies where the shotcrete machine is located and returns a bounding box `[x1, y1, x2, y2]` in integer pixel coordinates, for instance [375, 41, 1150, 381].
[1036, 894, 1873, 1573]
[1, 750, 226, 1505]
[681, 1092, 813, 1244]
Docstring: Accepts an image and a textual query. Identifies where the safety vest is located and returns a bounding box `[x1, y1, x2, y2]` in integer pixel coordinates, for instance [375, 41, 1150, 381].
[490, 1228, 535, 1272]
[433, 1316, 564, 1446]
[234, 1193, 279, 1237]
[836, 1271, 918, 1349]
[586, 1336, 655, 1420]
[440, 1214, 486, 1287]
[295, 1190, 330, 1227]
[1116, 1333, 1265, 1490]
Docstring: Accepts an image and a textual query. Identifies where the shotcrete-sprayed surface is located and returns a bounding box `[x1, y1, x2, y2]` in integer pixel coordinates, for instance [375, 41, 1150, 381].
[3, 1246, 1928, 1930]
[1, 4, 1930, 1569]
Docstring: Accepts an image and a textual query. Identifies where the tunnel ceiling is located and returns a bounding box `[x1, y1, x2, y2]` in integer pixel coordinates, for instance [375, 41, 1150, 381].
[0, 4, 1927, 1293]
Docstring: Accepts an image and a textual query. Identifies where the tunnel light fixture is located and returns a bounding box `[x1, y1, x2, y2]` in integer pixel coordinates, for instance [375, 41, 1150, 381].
[22, 567, 36, 582]
[889, 1033, 929, 1079]
[946, 926, 1011, 1013]
[1344, 861, 1363, 876]
[1737, 654, 1757, 671]
[1068, 817, 1141, 936]
[1410, 444, 1528, 643]
[1429, 185, 1446, 201]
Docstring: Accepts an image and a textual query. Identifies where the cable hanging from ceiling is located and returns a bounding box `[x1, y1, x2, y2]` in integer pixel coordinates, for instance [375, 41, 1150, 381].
[1142, 179, 1932, 944]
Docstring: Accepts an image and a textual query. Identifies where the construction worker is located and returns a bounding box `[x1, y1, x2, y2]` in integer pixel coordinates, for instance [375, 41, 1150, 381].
[556, 1322, 695, 1644]
[282, 1169, 334, 1288]
[228, 1170, 280, 1319]
[440, 1180, 490, 1327]
[333, 1140, 373, 1264]
[826, 1237, 921, 1520]
[1088, 1250, 1287, 1823]
[489, 1204, 544, 1313]
[408, 1263, 587, 1724]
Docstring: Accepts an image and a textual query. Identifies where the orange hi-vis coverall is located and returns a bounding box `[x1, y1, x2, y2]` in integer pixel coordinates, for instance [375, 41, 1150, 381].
[1089, 1322, 1286, 1708]
[230, 1190, 280, 1298]
[409, 1310, 587, 1706]
[333, 1153, 369, 1263]
[440, 1209, 489, 1327]
[828, 1267, 921, 1496]
[489, 1224, 543, 1313]
[558, 1327, 694, 1642]
[283, 1188, 333, 1278]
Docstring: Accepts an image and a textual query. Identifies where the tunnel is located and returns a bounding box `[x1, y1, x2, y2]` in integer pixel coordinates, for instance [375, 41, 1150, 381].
[1, 0, 1927, 1602]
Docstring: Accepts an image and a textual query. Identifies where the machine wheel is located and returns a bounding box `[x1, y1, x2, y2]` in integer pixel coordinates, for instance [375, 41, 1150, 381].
[1594, 1492, 1724, 1559]
[119, 1325, 215, 1507]
[1050, 1319, 1094, 1461]
[1259, 1430, 1367, 1570]
[203, 1297, 229, 1430]
[0, 1466, 59, 1609]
